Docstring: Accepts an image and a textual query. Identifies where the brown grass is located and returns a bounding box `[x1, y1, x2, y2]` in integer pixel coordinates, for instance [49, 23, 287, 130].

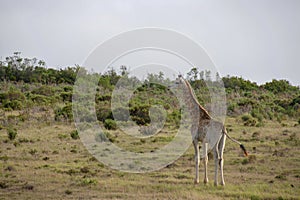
[0, 118, 299, 199]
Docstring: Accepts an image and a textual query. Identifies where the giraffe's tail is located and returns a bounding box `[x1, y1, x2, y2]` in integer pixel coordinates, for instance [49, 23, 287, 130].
[239, 144, 248, 157]
[223, 127, 248, 156]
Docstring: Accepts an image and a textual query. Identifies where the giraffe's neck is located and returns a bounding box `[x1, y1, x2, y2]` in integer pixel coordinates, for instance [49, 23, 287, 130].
[181, 79, 211, 120]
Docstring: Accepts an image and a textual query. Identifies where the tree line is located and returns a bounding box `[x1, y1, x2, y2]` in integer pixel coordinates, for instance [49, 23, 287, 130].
[0, 53, 299, 126]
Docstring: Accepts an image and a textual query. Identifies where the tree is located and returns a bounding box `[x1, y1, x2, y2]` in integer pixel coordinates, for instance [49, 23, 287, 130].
[215, 72, 221, 82]
[199, 71, 204, 80]
[263, 79, 298, 94]
[120, 65, 128, 76]
[205, 70, 211, 81]
[187, 67, 199, 81]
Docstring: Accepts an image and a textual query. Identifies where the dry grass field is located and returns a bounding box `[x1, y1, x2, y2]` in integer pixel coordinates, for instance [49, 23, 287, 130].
[0, 116, 299, 200]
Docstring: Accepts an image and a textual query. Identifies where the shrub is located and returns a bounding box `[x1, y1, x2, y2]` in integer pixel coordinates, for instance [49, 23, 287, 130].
[60, 92, 72, 102]
[129, 104, 150, 125]
[32, 85, 56, 96]
[54, 104, 73, 121]
[263, 79, 298, 94]
[250, 109, 263, 122]
[0, 88, 26, 110]
[80, 178, 97, 186]
[29, 94, 50, 104]
[7, 127, 17, 140]
[63, 85, 73, 92]
[29, 149, 37, 155]
[65, 190, 72, 195]
[227, 102, 238, 114]
[256, 122, 264, 127]
[112, 107, 129, 121]
[252, 131, 260, 138]
[139, 125, 157, 136]
[96, 94, 111, 102]
[241, 114, 257, 126]
[95, 132, 108, 142]
[96, 107, 112, 122]
[104, 119, 117, 130]
[3, 100, 23, 110]
[0, 182, 8, 189]
[0, 88, 26, 102]
[167, 110, 181, 127]
[70, 130, 79, 140]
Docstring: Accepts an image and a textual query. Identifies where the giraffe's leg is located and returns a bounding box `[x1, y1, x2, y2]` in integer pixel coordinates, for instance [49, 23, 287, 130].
[193, 139, 200, 184]
[203, 142, 209, 184]
[219, 135, 226, 186]
[214, 145, 219, 186]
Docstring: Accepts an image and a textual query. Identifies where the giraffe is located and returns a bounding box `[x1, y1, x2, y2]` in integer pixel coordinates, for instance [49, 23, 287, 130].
[170, 75, 248, 186]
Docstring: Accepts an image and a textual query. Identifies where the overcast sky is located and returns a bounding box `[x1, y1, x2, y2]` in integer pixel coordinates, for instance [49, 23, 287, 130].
[0, 0, 299, 85]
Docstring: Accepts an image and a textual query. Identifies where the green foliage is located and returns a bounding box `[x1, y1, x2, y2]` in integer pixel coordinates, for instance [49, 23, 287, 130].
[167, 110, 181, 127]
[112, 107, 129, 121]
[54, 104, 73, 121]
[70, 130, 79, 140]
[0, 52, 79, 84]
[29, 149, 38, 155]
[29, 94, 51, 104]
[227, 102, 238, 115]
[3, 100, 23, 110]
[263, 79, 298, 94]
[241, 114, 257, 126]
[0, 54, 300, 126]
[130, 104, 151, 125]
[96, 94, 111, 102]
[222, 76, 258, 91]
[80, 178, 97, 186]
[7, 127, 17, 140]
[104, 119, 117, 130]
[60, 92, 72, 102]
[95, 131, 115, 143]
[96, 106, 113, 122]
[32, 85, 56, 96]
[250, 109, 263, 122]
[0, 87, 26, 110]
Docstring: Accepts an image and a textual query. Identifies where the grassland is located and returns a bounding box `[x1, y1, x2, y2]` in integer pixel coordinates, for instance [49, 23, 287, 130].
[0, 114, 299, 200]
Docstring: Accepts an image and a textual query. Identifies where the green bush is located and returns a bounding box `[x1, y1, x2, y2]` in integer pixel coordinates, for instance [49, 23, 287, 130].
[95, 132, 108, 142]
[227, 102, 238, 114]
[54, 104, 73, 121]
[241, 114, 257, 126]
[104, 119, 117, 130]
[70, 130, 79, 139]
[96, 105, 113, 122]
[263, 79, 298, 94]
[112, 107, 129, 121]
[63, 85, 73, 92]
[129, 104, 150, 125]
[0, 88, 26, 110]
[32, 85, 56, 96]
[3, 100, 23, 110]
[1, 88, 26, 101]
[95, 131, 115, 142]
[167, 110, 181, 127]
[250, 109, 263, 122]
[96, 94, 111, 102]
[29, 94, 50, 104]
[60, 92, 72, 102]
[7, 127, 17, 140]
